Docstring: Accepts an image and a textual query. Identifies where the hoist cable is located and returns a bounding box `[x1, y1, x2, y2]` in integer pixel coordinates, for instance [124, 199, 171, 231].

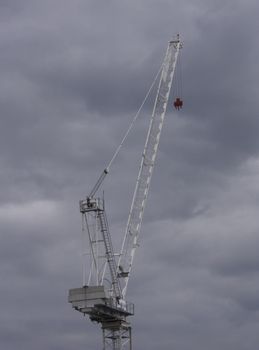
[106, 63, 163, 171]
[89, 63, 163, 198]
[179, 48, 183, 98]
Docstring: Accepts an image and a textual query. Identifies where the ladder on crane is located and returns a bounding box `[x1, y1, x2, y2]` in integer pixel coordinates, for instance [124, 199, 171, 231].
[68, 35, 182, 350]
[96, 204, 122, 300]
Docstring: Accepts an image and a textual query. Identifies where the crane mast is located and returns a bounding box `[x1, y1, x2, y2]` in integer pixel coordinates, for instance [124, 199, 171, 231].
[68, 36, 182, 350]
[118, 37, 181, 298]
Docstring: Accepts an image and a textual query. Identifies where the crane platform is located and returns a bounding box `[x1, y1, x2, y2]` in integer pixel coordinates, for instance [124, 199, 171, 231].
[68, 286, 134, 324]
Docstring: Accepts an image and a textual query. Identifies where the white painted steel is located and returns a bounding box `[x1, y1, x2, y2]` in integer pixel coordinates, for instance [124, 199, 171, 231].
[118, 37, 182, 298]
[71, 37, 182, 350]
[80, 198, 122, 300]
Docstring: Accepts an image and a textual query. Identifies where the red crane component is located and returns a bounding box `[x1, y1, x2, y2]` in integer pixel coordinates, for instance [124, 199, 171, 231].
[174, 97, 183, 110]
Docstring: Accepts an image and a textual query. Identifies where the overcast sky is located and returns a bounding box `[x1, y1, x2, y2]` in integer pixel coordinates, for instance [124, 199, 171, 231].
[1, 0, 259, 349]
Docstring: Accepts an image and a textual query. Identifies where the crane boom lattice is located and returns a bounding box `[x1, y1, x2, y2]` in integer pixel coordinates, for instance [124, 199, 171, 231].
[118, 37, 181, 298]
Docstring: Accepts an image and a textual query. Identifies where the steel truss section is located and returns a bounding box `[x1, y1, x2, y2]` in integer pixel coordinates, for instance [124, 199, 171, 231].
[118, 36, 182, 298]
[80, 197, 122, 299]
[102, 322, 132, 350]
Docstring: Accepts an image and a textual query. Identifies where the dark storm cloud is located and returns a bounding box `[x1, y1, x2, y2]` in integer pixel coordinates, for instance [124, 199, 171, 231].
[1, 1, 259, 350]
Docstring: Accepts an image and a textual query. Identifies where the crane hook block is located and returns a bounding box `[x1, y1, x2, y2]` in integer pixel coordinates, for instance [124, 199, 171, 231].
[174, 97, 183, 110]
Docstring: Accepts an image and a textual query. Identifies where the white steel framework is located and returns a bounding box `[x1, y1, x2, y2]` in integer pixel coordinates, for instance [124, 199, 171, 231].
[118, 37, 182, 298]
[68, 35, 182, 350]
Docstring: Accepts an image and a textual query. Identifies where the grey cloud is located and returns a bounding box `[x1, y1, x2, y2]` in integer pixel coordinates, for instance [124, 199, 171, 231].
[1, 1, 259, 350]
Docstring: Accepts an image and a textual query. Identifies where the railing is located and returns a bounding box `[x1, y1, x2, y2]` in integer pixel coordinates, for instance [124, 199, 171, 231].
[105, 299, 134, 316]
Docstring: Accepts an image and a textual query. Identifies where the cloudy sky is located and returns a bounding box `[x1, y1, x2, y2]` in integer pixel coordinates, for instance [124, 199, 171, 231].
[1, 0, 259, 349]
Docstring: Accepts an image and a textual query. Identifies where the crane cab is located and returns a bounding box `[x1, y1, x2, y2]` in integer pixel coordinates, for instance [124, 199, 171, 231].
[80, 197, 104, 213]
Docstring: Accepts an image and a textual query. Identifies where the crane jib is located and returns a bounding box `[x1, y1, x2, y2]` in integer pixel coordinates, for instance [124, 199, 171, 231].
[118, 37, 182, 299]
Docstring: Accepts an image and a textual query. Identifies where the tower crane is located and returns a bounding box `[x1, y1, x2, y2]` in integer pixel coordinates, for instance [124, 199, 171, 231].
[68, 35, 182, 350]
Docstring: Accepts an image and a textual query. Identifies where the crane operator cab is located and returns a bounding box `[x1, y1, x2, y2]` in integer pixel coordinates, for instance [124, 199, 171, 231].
[80, 197, 104, 213]
[174, 97, 183, 110]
